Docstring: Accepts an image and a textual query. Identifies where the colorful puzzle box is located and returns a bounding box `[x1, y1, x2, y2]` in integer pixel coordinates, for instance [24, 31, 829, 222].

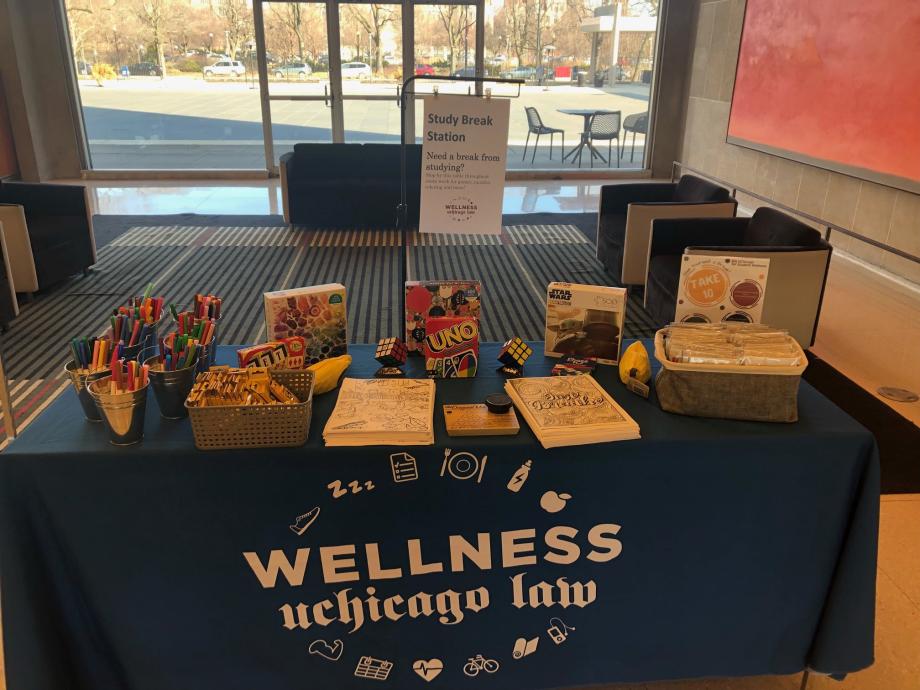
[263, 284, 347, 366]
[544, 282, 627, 365]
[424, 316, 480, 378]
[405, 280, 482, 354]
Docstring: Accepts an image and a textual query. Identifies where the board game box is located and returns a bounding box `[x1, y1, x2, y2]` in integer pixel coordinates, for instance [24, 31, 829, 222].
[237, 337, 307, 369]
[405, 280, 481, 354]
[424, 316, 479, 378]
[544, 282, 627, 365]
[263, 284, 347, 366]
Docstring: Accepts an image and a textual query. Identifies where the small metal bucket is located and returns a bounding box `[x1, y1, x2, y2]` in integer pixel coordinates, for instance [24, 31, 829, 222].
[88, 376, 149, 446]
[120, 319, 163, 361]
[64, 361, 111, 422]
[144, 354, 198, 419]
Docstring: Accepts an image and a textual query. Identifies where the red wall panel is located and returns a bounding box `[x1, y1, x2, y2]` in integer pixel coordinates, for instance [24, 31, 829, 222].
[727, 0, 920, 188]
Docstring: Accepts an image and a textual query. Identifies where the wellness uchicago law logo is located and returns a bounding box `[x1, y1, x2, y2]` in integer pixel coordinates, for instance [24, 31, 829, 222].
[445, 196, 477, 222]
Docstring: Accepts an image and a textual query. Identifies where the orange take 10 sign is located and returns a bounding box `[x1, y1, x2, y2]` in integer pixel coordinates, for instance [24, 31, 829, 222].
[683, 265, 729, 307]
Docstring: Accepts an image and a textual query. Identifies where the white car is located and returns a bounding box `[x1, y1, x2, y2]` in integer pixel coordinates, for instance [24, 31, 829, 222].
[203, 60, 246, 78]
[341, 62, 372, 79]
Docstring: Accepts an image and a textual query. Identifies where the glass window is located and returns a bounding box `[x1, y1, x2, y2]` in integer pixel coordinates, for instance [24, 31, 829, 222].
[62, 0, 263, 170]
[486, 0, 658, 170]
[264, 1, 332, 163]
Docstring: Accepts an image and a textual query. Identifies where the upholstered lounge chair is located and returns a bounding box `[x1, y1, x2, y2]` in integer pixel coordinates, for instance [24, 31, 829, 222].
[645, 207, 833, 345]
[596, 175, 737, 286]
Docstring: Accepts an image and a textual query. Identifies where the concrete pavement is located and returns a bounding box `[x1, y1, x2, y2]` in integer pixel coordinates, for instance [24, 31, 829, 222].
[77, 77, 649, 170]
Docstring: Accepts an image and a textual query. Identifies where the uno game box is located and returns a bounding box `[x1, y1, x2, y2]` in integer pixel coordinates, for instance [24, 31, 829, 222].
[405, 280, 481, 354]
[423, 316, 480, 378]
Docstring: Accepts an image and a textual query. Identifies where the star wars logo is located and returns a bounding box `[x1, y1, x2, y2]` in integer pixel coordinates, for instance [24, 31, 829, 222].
[547, 288, 572, 301]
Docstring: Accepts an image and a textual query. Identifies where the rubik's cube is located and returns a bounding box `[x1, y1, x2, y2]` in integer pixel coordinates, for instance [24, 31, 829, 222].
[498, 337, 533, 368]
[375, 337, 408, 367]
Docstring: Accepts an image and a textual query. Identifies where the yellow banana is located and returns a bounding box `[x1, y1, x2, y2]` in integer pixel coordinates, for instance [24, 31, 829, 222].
[618, 341, 651, 385]
[307, 354, 352, 394]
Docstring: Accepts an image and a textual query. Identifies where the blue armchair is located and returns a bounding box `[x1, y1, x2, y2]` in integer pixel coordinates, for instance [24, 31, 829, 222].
[596, 175, 737, 286]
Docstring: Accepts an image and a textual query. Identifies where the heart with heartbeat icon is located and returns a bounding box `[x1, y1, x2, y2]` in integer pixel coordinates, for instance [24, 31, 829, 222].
[412, 658, 444, 682]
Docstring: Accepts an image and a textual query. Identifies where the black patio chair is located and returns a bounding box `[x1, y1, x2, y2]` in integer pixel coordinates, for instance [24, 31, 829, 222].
[621, 112, 648, 163]
[523, 107, 565, 164]
[587, 112, 621, 168]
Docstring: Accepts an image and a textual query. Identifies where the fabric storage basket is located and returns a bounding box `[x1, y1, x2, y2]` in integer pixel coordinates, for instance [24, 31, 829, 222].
[653, 330, 807, 423]
[186, 370, 315, 449]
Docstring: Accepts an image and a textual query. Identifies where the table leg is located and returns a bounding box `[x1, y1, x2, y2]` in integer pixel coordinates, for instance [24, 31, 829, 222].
[586, 140, 608, 165]
[799, 670, 810, 690]
[562, 142, 582, 162]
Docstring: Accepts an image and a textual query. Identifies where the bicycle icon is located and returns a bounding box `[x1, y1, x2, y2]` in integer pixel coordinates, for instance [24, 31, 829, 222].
[463, 654, 500, 677]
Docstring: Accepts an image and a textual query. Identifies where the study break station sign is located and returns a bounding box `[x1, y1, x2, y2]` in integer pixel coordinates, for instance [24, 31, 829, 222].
[419, 94, 510, 236]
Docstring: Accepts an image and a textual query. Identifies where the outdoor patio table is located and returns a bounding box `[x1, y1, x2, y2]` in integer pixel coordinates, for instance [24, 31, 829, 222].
[558, 108, 621, 167]
[0, 341, 878, 690]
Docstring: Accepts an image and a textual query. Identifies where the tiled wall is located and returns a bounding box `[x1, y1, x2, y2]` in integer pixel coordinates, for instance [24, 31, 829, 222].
[680, 0, 920, 284]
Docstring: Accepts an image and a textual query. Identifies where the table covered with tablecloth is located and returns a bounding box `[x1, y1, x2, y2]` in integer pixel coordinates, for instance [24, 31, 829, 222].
[0, 341, 878, 690]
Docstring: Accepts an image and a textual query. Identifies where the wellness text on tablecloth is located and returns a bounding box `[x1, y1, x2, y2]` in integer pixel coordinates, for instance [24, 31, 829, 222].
[241, 450, 624, 683]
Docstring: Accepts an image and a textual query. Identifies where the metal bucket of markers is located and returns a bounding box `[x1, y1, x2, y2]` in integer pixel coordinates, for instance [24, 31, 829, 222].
[64, 361, 111, 422]
[121, 318, 163, 362]
[144, 353, 199, 419]
[197, 324, 219, 373]
[88, 376, 149, 446]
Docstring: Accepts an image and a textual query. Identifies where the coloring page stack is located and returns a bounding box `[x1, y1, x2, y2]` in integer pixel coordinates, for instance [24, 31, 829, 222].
[323, 378, 436, 446]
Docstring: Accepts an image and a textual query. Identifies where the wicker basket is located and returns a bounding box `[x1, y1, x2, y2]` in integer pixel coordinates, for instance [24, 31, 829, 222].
[186, 370, 315, 450]
[653, 330, 807, 423]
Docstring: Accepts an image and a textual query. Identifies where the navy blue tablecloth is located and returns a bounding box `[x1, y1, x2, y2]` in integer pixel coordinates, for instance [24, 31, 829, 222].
[0, 341, 878, 690]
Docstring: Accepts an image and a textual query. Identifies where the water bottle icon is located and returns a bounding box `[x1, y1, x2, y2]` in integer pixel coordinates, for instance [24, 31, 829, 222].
[507, 460, 532, 492]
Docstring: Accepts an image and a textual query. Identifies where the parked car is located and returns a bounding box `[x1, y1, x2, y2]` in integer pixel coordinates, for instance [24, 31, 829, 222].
[415, 64, 435, 76]
[341, 61, 371, 79]
[203, 60, 246, 78]
[501, 66, 536, 80]
[273, 62, 313, 79]
[451, 66, 476, 78]
[126, 62, 162, 76]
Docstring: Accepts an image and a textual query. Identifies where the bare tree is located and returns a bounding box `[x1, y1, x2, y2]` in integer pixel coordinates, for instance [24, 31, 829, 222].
[136, 0, 175, 77]
[498, 0, 533, 66]
[216, 0, 251, 60]
[273, 3, 306, 60]
[435, 5, 475, 73]
[345, 4, 396, 74]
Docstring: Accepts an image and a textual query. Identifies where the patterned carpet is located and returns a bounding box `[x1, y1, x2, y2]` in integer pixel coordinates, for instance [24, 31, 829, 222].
[0, 213, 657, 446]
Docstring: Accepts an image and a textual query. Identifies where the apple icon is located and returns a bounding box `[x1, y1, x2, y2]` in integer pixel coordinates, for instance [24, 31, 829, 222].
[540, 490, 572, 513]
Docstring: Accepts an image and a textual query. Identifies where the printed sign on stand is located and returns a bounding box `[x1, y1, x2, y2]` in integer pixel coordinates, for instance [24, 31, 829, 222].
[419, 93, 510, 236]
[674, 255, 771, 324]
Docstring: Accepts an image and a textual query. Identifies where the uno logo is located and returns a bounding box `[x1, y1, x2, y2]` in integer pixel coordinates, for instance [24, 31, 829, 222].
[426, 320, 479, 353]
[684, 265, 729, 307]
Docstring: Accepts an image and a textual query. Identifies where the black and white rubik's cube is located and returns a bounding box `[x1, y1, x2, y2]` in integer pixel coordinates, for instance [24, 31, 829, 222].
[498, 337, 533, 368]
[375, 337, 408, 367]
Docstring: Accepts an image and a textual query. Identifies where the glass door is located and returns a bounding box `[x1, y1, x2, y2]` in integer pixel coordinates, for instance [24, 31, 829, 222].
[338, 3, 404, 143]
[255, 0, 484, 171]
[257, 1, 335, 168]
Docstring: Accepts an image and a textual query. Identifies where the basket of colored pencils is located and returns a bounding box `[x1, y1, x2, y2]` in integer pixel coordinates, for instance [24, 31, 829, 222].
[65, 336, 114, 422]
[87, 358, 150, 446]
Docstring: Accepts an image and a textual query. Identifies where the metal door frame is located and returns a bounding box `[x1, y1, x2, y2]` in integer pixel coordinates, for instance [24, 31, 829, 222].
[255, 0, 483, 174]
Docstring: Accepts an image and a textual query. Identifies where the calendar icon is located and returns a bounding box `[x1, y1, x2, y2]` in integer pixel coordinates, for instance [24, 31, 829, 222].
[354, 656, 393, 681]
